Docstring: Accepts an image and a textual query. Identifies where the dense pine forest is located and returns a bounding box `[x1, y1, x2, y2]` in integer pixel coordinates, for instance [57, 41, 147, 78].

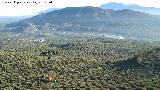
[0, 32, 160, 90]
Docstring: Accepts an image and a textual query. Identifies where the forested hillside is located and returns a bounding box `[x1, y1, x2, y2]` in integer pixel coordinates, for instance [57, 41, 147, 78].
[1, 6, 160, 90]
[0, 33, 160, 89]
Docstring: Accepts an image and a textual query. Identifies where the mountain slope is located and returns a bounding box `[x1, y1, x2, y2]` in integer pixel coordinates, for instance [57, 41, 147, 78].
[100, 2, 160, 15]
[6, 6, 160, 40]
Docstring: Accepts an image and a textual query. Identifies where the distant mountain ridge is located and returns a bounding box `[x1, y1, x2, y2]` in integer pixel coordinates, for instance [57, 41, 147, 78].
[5, 6, 160, 40]
[100, 2, 160, 15]
[36, 8, 60, 15]
[0, 16, 30, 24]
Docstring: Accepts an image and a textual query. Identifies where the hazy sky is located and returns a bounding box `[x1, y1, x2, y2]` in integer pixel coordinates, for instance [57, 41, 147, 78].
[1, 0, 160, 16]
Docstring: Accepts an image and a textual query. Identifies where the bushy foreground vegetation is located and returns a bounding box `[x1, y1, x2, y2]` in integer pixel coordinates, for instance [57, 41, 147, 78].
[0, 33, 160, 89]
